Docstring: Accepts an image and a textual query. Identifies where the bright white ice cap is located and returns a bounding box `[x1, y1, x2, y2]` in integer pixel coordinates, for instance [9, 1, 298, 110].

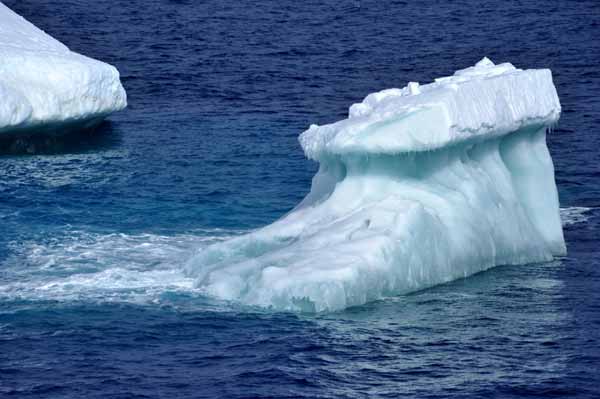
[301, 57, 560, 159]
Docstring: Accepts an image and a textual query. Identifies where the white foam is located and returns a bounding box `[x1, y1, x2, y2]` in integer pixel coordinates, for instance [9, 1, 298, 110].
[0, 3, 127, 136]
[560, 206, 591, 226]
[1, 230, 242, 304]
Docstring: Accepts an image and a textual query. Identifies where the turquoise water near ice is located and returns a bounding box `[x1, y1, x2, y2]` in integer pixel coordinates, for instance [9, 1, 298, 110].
[1, 0, 599, 397]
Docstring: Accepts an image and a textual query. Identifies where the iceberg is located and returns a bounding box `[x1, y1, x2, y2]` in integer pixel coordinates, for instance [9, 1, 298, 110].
[0, 3, 126, 138]
[186, 58, 566, 312]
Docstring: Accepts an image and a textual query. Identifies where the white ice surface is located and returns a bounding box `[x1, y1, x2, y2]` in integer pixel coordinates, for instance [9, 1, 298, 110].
[301, 57, 560, 159]
[185, 58, 566, 312]
[0, 2, 126, 135]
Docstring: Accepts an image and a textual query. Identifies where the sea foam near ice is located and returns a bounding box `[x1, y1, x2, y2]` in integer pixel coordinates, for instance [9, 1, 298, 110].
[185, 58, 567, 312]
[1, 230, 241, 304]
[560, 206, 592, 226]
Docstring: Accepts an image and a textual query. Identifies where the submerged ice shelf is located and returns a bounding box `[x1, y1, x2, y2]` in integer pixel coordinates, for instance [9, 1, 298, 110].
[0, 2, 126, 137]
[186, 58, 566, 312]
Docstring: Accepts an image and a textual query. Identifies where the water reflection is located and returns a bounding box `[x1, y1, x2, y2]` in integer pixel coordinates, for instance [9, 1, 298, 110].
[0, 120, 122, 156]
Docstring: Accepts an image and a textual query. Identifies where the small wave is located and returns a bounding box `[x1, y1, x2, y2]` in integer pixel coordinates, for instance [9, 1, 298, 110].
[560, 206, 591, 226]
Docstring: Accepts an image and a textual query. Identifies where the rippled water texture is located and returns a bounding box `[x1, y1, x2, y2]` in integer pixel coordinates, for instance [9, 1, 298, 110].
[1, 0, 599, 397]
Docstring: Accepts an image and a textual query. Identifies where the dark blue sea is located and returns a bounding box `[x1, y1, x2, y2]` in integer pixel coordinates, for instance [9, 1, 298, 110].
[1, 0, 599, 397]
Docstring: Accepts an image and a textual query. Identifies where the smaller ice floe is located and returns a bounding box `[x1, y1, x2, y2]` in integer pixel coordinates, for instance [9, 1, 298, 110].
[0, 3, 127, 139]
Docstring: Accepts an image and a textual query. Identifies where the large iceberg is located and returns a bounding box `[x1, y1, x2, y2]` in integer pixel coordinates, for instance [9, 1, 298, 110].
[186, 58, 566, 312]
[0, 3, 126, 137]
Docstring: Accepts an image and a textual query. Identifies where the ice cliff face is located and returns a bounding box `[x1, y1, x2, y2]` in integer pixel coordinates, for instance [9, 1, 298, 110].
[0, 2, 126, 136]
[186, 58, 566, 312]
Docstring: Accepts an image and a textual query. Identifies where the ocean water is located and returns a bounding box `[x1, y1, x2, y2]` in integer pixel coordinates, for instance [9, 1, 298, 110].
[1, 0, 599, 397]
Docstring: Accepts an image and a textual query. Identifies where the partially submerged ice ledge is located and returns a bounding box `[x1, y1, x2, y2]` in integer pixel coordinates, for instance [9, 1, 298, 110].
[0, 3, 127, 138]
[186, 58, 566, 312]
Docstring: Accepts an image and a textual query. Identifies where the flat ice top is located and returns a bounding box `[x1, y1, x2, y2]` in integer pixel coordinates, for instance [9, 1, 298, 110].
[300, 58, 560, 159]
[0, 2, 127, 135]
